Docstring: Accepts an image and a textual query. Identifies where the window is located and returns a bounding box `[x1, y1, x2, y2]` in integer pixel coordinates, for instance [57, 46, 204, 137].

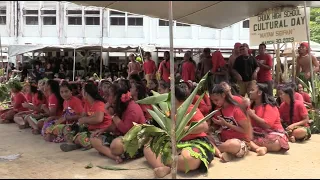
[23, 9, 39, 25]
[43, 17, 56, 25]
[85, 17, 100, 25]
[67, 10, 82, 15]
[242, 20, 249, 28]
[128, 17, 143, 26]
[84, 10, 100, 25]
[26, 16, 38, 25]
[41, 10, 56, 25]
[176, 22, 190, 27]
[0, 8, 5, 25]
[67, 9, 82, 25]
[68, 17, 82, 25]
[110, 10, 125, 26]
[159, 20, 169, 26]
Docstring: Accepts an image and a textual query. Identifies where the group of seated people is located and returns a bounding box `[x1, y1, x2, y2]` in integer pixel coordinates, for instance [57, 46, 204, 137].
[0, 72, 312, 178]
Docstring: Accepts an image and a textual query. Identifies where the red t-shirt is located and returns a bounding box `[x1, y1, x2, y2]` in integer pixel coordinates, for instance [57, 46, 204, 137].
[115, 100, 146, 135]
[255, 54, 273, 82]
[32, 93, 46, 114]
[47, 94, 63, 116]
[181, 61, 196, 82]
[193, 95, 210, 116]
[63, 96, 84, 114]
[294, 92, 304, 102]
[182, 105, 207, 141]
[251, 104, 284, 132]
[84, 101, 112, 131]
[143, 60, 156, 75]
[214, 104, 248, 142]
[300, 92, 311, 103]
[279, 100, 308, 126]
[140, 104, 153, 120]
[12, 92, 28, 111]
[232, 95, 243, 105]
[25, 93, 33, 103]
[159, 60, 170, 83]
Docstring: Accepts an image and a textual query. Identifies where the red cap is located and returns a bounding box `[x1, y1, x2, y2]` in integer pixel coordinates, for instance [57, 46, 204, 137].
[300, 42, 311, 52]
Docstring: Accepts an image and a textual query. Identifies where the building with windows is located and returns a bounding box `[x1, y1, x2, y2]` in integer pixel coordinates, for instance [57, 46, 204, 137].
[0, 1, 251, 64]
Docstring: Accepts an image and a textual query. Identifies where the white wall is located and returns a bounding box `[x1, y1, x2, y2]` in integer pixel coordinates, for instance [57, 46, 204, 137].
[0, 1, 251, 49]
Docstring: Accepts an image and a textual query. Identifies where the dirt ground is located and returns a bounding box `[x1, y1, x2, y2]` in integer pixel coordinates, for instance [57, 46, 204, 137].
[1, 123, 320, 179]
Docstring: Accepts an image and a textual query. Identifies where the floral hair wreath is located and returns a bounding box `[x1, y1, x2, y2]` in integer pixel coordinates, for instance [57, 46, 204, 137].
[121, 91, 132, 103]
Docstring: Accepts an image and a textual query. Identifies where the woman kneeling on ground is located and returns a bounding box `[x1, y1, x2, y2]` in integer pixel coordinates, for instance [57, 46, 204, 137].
[90, 84, 146, 163]
[210, 84, 252, 162]
[26, 80, 64, 134]
[0, 81, 28, 123]
[13, 82, 46, 129]
[143, 83, 214, 178]
[60, 83, 112, 152]
[278, 85, 311, 142]
[42, 82, 84, 142]
[247, 82, 289, 155]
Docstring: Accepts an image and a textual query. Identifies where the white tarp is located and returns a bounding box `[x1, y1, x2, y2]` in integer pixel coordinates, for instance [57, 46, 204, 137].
[8, 44, 141, 57]
[70, 1, 320, 29]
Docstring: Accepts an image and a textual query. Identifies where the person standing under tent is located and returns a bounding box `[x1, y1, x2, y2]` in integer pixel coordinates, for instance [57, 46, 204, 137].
[296, 42, 319, 84]
[143, 52, 156, 88]
[200, 48, 213, 77]
[158, 51, 177, 83]
[232, 44, 259, 97]
[181, 51, 196, 82]
[255, 43, 273, 96]
[127, 54, 141, 79]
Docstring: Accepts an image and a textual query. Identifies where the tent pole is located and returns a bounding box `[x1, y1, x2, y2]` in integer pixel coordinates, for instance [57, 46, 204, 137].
[73, 48, 76, 81]
[168, 1, 177, 179]
[303, 1, 315, 98]
[100, 8, 104, 79]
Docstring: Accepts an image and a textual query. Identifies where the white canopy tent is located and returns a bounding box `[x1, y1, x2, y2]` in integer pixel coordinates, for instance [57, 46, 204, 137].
[69, 1, 320, 178]
[8, 44, 141, 81]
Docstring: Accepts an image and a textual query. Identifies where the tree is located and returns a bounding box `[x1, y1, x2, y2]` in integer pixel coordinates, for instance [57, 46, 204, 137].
[310, 8, 320, 44]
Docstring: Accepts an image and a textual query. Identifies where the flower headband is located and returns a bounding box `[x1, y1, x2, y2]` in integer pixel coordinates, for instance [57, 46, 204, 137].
[121, 91, 132, 103]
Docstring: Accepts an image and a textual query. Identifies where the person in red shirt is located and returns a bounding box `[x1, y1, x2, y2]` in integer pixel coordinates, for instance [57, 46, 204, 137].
[143, 52, 157, 88]
[255, 43, 273, 96]
[130, 81, 152, 124]
[158, 51, 171, 83]
[297, 83, 312, 107]
[0, 80, 28, 123]
[90, 86, 146, 163]
[158, 80, 170, 94]
[181, 51, 196, 82]
[143, 82, 214, 178]
[278, 85, 311, 142]
[13, 82, 46, 129]
[248, 82, 289, 155]
[26, 80, 64, 135]
[42, 82, 84, 143]
[23, 83, 33, 103]
[60, 83, 112, 152]
[209, 84, 252, 162]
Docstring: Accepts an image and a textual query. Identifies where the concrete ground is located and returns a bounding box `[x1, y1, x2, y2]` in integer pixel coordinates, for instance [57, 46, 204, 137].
[1, 123, 319, 179]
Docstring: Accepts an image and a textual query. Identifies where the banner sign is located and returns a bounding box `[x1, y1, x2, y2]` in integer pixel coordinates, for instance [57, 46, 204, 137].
[249, 7, 310, 46]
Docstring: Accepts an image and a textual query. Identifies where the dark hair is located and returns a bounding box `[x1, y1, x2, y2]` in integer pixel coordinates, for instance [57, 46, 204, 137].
[280, 85, 295, 124]
[60, 81, 73, 91]
[175, 83, 189, 101]
[30, 82, 45, 101]
[259, 43, 266, 48]
[290, 82, 298, 92]
[150, 79, 159, 90]
[114, 85, 131, 117]
[83, 83, 105, 102]
[129, 74, 142, 83]
[132, 82, 147, 100]
[203, 48, 211, 54]
[164, 51, 170, 61]
[210, 84, 244, 114]
[159, 80, 170, 90]
[119, 79, 130, 90]
[144, 51, 151, 57]
[251, 83, 277, 108]
[47, 80, 64, 112]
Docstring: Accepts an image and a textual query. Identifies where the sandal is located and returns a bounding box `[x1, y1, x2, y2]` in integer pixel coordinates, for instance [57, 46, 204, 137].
[32, 129, 41, 135]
